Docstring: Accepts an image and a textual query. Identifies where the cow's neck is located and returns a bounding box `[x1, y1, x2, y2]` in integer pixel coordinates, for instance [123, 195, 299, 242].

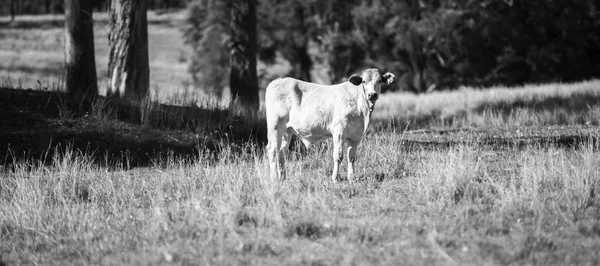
[358, 83, 373, 132]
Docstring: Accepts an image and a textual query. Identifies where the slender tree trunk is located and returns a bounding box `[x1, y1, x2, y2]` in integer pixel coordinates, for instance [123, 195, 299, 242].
[46, 0, 51, 13]
[107, 0, 149, 101]
[64, 0, 98, 95]
[293, 5, 311, 82]
[229, 0, 259, 108]
[407, 29, 426, 93]
[293, 46, 312, 82]
[10, 0, 15, 22]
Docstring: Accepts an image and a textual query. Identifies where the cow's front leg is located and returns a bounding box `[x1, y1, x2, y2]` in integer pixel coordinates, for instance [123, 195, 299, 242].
[346, 140, 358, 183]
[332, 133, 343, 183]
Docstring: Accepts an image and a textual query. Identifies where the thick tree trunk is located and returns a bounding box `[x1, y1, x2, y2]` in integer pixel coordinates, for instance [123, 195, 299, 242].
[229, 0, 259, 108]
[64, 0, 98, 95]
[108, 0, 149, 101]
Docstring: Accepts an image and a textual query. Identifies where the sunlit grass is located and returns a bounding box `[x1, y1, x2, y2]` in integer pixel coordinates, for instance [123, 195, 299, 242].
[374, 80, 600, 130]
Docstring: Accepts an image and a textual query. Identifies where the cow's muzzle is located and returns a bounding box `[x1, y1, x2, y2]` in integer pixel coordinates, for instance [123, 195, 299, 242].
[367, 92, 379, 102]
[367, 92, 378, 112]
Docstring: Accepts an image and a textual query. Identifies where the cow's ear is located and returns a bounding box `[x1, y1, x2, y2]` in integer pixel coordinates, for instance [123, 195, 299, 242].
[381, 72, 395, 85]
[349, 74, 362, 86]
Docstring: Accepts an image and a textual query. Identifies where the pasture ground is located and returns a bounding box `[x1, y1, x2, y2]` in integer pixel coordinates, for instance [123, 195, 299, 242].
[1, 80, 600, 265]
[1, 12, 600, 266]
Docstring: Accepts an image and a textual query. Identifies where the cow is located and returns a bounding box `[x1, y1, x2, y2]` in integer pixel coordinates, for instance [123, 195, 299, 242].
[265, 69, 395, 183]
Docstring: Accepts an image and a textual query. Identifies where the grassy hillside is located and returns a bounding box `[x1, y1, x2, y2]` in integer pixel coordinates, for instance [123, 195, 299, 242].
[1, 78, 600, 265]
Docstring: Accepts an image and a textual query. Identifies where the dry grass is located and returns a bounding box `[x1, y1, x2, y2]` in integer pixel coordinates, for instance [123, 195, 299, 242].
[2, 79, 600, 265]
[374, 80, 600, 130]
[1, 126, 599, 265]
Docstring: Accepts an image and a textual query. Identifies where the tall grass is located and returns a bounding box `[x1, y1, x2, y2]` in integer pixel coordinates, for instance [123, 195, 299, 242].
[2, 124, 599, 264]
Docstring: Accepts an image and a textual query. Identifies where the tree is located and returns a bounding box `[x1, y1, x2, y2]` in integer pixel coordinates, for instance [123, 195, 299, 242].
[64, 0, 98, 95]
[107, 0, 150, 101]
[10, 0, 15, 22]
[184, 0, 600, 95]
[258, 0, 313, 81]
[183, 0, 230, 98]
[260, 0, 361, 84]
[229, 0, 259, 108]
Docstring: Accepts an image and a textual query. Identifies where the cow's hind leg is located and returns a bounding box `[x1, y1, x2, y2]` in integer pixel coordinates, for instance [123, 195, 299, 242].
[267, 119, 286, 181]
[331, 133, 344, 183]
[278, 128, 292, 179]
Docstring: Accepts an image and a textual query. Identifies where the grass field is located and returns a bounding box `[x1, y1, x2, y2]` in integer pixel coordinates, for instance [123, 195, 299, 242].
[1, 79, 599, 265]
[2, 12, 600, 266]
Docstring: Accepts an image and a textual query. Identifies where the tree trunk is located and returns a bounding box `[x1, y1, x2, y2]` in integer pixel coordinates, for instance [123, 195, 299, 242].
[407, 29, 426, 93]
[10, 0, 15, 22]
[46, 0, 51, 13]
[292, 46, 312, 81]
[229, 0, 259, 109]
[293, 5, 311, 82]
[108, 0, 149, 101]
[64, 0, 98, 95]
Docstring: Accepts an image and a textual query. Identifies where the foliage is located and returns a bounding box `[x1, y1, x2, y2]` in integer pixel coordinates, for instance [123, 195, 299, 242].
[185, 0, 600, 93]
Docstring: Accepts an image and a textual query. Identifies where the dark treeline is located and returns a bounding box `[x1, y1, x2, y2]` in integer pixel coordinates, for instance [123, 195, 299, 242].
[185, 0, 600, 93]
[0, 0, 189, 15]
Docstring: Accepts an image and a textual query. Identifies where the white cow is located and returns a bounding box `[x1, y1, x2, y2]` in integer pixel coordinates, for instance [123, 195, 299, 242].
[265, 69, 395, 182]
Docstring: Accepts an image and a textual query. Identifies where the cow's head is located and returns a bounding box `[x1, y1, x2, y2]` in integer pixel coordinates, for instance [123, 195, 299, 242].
[349, 69, 395, 107]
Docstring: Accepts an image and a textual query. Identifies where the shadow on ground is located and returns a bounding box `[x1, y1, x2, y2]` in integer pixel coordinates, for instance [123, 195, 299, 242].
[0, 88, 267, 168]
[400, 133, 598, 151]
